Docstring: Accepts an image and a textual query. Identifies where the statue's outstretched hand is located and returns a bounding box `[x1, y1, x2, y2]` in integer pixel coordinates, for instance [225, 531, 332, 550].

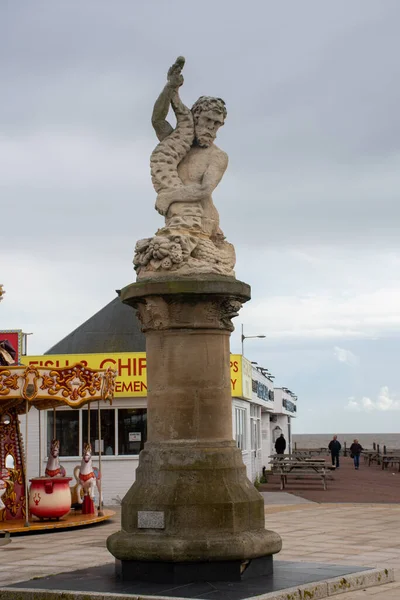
[167, 56, 185, 89]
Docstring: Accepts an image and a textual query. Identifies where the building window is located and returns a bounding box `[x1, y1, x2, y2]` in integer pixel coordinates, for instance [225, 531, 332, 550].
[82, 408, 116, 455]
[47, 410, 79, 457]
[282, 398, 296, 413]
[250, 405, 261, 419]
[252, 381, 272, 402]
[118, 409, 147, 455]
[250, 404, 261, 451]
[235, 407, 246, 450]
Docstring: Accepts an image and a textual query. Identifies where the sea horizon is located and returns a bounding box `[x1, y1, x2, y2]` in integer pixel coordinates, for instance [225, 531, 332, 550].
[292, 432, 400, 449]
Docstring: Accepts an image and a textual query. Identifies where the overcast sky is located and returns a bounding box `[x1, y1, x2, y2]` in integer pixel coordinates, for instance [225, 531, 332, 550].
[2, 0, 400, 433]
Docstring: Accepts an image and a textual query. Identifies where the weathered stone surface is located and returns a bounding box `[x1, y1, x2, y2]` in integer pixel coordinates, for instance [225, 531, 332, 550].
[121, 276, 250, 302]
[107, 279, 282, 572]
[133, 56, 236, 280]
[256, 580, 328, 599]
[120, 278, 250, 442]
[326, 566, 394, 596]
[120, 277, 250, 335]
[108, 440, 282, 562]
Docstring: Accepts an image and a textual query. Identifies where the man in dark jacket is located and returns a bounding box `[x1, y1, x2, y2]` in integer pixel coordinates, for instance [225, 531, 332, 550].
[275, 434, 286, 455]
[328, 435, 341, 468]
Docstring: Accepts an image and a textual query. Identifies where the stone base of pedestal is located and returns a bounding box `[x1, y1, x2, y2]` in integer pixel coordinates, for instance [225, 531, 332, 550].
[107, 440, 282, 580]
[115, 555, 273, 583]
[107, 277, 282, 582]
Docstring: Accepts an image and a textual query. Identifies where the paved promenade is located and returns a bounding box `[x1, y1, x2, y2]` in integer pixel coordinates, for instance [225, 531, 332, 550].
[0, 498, 399, 598]
[261, 455, 400, 503]
[264, 499, 400, 598]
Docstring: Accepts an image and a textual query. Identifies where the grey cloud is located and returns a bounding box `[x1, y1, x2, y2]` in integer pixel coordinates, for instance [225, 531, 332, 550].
[2, 0, 400, 434]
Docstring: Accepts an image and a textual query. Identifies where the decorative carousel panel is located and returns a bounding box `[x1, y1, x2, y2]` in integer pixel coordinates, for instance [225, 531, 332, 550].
[0, 408, 26, 521]
[0, 363, 116, 411]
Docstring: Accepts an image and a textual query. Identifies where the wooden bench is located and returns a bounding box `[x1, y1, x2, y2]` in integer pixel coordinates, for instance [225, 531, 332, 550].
[269, 452, 321, 461]
[269, 459, 329, 491]
[381, 455, 400, 471]
[269, 455, 331, 468]
[279, 469, 327, 491]
[293, 447, 329, 456]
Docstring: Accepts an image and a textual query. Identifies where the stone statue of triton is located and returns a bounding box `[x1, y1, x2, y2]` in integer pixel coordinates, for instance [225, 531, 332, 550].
[133, 56, 236, 279]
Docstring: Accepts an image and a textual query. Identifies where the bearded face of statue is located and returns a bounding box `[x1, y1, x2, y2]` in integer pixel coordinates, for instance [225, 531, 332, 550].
[194, 109, 224, 147]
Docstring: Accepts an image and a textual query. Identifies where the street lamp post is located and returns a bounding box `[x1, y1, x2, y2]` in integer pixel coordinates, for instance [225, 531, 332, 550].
[241, 324, 266, 356]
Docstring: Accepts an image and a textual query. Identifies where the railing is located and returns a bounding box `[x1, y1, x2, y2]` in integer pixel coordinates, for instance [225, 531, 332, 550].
[282, 398, 296, 413]
[252, 379, 273, 402]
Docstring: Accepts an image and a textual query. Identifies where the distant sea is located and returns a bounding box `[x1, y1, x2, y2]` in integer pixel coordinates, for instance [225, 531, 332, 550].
[293, 433, 400, 450]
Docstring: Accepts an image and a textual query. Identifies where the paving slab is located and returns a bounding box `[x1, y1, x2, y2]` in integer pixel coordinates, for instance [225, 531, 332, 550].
[1, 563, 393, 600]
[261, 492, 315, 505]
[0, 502, 398, 598]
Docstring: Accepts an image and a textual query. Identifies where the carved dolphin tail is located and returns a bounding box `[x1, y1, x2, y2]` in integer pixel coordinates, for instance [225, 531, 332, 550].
[151, 99, 194, 197]
[151, 58, 194, 215]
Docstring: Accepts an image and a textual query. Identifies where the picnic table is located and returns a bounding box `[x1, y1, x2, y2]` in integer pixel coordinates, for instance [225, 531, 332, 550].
[293, 447, 329, 456]
[269, 453, 327, 464]
[268, 455, 332, 490]
[362, 450, 381, 466]
[381, 454, 400, 472]
[270, 452, 314, 460]
[308, 448, 329, 456]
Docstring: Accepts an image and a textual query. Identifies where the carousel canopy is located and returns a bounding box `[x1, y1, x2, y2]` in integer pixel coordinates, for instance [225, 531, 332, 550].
[0, 363, 115, 413]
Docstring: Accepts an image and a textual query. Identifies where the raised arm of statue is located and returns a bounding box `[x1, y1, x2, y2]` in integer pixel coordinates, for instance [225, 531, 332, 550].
[151, 56, 186, 142]
[150, 57, 195, 211]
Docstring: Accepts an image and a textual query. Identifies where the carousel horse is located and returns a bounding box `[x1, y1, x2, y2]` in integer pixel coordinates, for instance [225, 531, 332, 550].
[45, 439, 66, 477]
[74, 444, 101, 512]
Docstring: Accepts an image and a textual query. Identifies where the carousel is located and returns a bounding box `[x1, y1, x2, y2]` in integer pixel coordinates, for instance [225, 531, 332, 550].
[0, 324, 116, 534]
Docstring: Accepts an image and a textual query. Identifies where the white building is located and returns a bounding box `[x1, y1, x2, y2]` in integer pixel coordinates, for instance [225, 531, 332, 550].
[20, 357, 297, 503]
[19, 299, 298, 504]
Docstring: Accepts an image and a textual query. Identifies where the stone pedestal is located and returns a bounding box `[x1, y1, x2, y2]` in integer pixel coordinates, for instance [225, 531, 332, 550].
[107, 277, 282, 582]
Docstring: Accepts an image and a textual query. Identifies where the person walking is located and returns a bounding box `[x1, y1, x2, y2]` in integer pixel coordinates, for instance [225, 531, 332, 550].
[350, 439, 363, 470]
[275, 433, 286, 455]
[328, 435, 341, 468]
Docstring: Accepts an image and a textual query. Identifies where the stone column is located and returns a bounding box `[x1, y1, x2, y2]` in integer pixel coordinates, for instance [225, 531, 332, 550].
[107, 277, 282, 583]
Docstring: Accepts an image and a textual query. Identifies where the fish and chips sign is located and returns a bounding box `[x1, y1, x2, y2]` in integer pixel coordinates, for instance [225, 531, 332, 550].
[22, 352, 252, 400]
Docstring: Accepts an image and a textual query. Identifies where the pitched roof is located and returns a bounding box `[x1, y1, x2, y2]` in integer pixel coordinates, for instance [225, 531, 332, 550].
[46, 296, 145, 355]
